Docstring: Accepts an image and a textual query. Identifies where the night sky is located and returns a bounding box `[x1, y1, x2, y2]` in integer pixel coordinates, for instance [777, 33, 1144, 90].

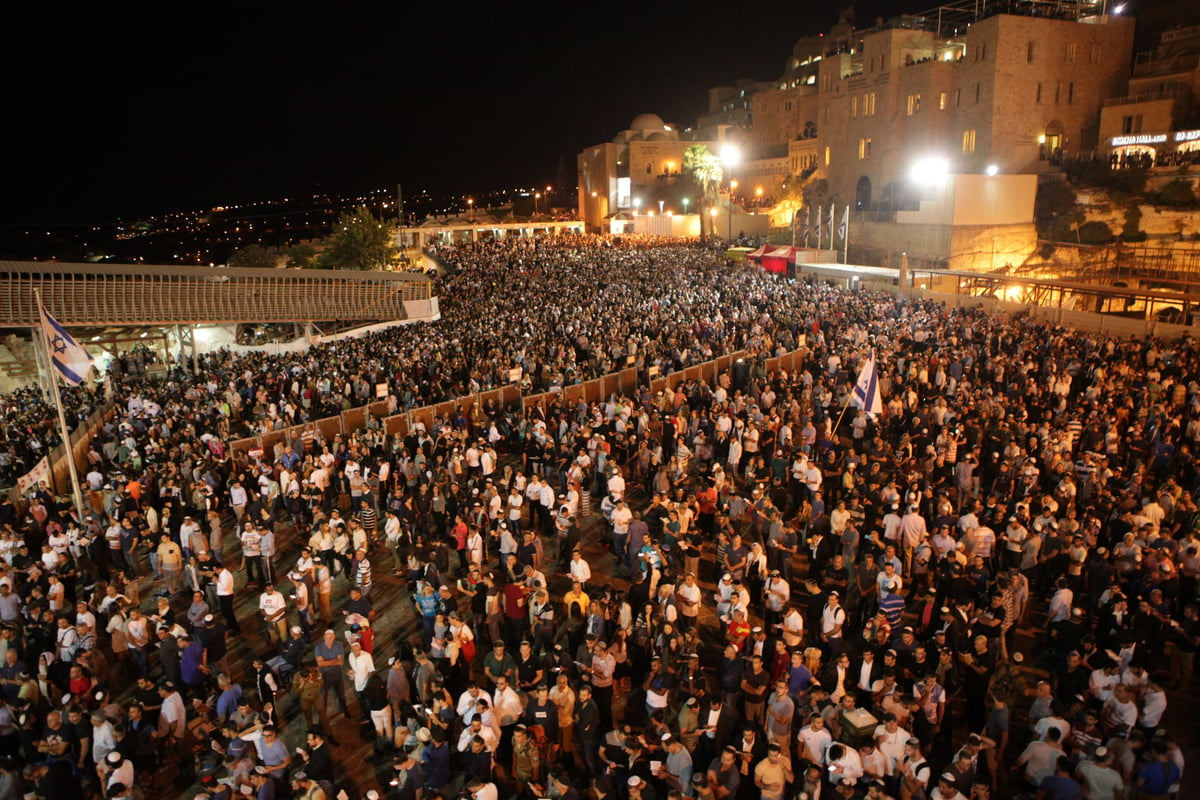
[4, 2, 914, 225]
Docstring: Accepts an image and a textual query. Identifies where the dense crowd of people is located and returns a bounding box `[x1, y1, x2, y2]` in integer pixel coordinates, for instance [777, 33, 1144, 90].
[0, 234, 1196, 800]
[1, 384, 104, 490]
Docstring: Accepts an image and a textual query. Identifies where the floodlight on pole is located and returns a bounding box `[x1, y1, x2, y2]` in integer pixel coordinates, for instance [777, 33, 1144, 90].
[721, 144, 740, 240]
[910, 156, 950, 185]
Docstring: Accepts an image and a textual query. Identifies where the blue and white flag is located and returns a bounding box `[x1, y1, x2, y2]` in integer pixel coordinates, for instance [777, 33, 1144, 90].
[851, 349, 882, 418]
[39, 305, 93, 386]
[837, 205, 849, 243]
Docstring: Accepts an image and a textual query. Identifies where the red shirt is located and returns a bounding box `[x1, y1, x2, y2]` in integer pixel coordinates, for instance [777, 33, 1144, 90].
[728, 618, 751, 649]
[503, 583, 527, 619]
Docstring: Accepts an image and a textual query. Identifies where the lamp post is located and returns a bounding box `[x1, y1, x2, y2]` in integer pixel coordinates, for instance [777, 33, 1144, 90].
[720, 144, 740, 241]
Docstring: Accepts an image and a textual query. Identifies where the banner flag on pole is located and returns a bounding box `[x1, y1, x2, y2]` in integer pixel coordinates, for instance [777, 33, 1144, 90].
[838, 205, 849, 243]
[828, 204, 836, 250]
[816, 206, 822, 249]
[38, 305, 93, 386]
[851, 349, 883, 418]
[16, 456, 50, 494]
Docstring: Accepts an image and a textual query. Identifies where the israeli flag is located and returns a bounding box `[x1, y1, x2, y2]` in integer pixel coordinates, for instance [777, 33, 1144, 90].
[851, 349, 883, 418]
[39, 305, 93, 386]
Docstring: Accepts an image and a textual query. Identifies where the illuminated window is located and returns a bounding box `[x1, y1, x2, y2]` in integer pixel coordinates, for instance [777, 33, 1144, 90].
[858, 138, 872, 159]
[907, 94, 921, 115]
[825, 146, 831, 166]
[939, 91, 948, 110]
[962, 129, 976, 154]
[852, 96, 858, 118]
[1065, 43, 1077, 62]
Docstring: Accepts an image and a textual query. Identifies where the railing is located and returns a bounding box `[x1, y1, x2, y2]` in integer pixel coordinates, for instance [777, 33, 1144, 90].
[1103, 87, 1190, 107]
[4, 399, 116, 501]
[224, 349, 838, 464]
[1132, 51, 1200, 76]
[0, 261, 432, 327]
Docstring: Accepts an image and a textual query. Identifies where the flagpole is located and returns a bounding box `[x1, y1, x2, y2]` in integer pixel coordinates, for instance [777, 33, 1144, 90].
[843, 205, 850, 264]
[833, 389, 856, 440]
[829, 204, 836, 254]
[33, 289, 86, 522]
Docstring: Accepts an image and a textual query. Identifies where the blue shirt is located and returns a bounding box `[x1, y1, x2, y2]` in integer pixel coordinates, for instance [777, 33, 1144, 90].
[879, 593, 906, 628]
[216, 684, 243, 721]
[1039, 774, 1082, 800]
[1137, 760, 1180, 796]
[180, 640, 205, 685]
[422, 742, 450, 790]
[416, 593, 439, 619]
[788, 664, 813, 694]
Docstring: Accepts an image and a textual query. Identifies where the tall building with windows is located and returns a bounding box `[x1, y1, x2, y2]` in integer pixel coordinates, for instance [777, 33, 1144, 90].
[579, 2, 1137, 259]
[811, 9, 1134, 209]
[1098, 23, 1200, 167]
[577, 114, 726, 231]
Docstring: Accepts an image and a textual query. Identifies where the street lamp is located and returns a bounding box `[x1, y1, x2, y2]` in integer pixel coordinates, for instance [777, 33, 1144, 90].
[721, 144, 740, 240]
[534, 192, 541, 215]
[467, 198, 474, 215]
[682, 197, 689, 214]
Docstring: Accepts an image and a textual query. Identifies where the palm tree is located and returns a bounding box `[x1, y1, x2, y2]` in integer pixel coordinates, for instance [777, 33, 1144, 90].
[684, 144, 722, 239]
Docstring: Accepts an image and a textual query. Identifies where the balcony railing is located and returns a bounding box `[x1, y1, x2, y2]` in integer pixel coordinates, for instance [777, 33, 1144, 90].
[1103, 87, 1190, 107]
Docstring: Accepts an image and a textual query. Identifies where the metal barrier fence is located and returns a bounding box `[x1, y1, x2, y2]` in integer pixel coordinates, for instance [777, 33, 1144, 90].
[227, 348, 812, 460]
[4, 400, 116, 501]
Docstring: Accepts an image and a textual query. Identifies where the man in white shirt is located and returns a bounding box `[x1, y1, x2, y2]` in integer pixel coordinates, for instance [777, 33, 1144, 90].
[258, 585, 288, 644]
[567, 550, 591, 587]
[216, 566, 241, 635]
[1046, 578, 1074, 627]
[873, 714, 910, 775]
[797, 713, 832, 765]
[763, 571, 790, 629]
[229, 481, 248, 526]
[779, 606, 804, 649]
[671, 572, 699, 632]
[346, 640, 375, 715]
[157, 682, 187, 739]
[607, 468, 625, 503]
[456, 717, 499, 753]
[611, 501, 633, 566]
[821, 592, 846, 657]
[491, 676, 525, 728]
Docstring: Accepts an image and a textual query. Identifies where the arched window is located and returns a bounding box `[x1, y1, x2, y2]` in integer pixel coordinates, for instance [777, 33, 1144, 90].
[801, 121, 818, 140]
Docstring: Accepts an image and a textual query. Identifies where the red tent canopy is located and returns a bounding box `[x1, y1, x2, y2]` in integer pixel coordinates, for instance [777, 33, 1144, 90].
[748, 245, 799, 274]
